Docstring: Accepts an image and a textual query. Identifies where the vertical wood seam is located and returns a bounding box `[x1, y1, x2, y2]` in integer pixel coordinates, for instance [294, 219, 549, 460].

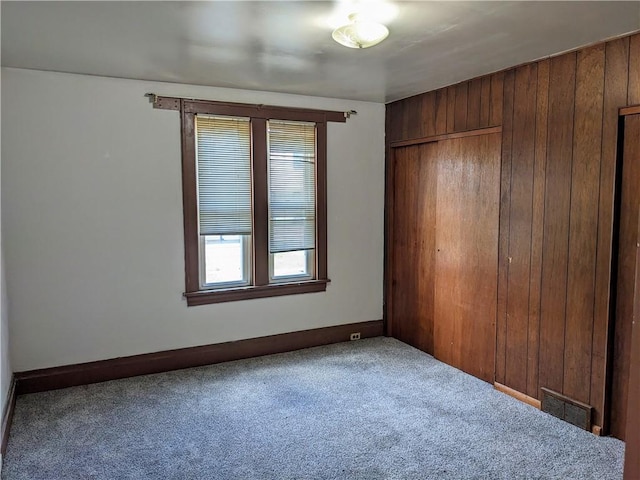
[499, 72, 514, 384]
[561, 56, 579, 394]
[624, 36, 633, 106]
[467, 81, 471, 129]
[505, 103, 514, 387]
[489, 77, 494, 125]
[593, 38, 613, 431]
[538, 63, 549, 398]
[528, 60, 549, 399]
[588, 50, 607, 407]
[526, 66, 540, 395]
[433, 92, 438, 137]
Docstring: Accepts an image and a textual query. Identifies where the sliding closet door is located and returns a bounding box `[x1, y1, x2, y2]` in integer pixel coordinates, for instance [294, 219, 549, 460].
[434, 133, 501, 382]
[389, 132, 501, 383]
[390, 142, 438, 353]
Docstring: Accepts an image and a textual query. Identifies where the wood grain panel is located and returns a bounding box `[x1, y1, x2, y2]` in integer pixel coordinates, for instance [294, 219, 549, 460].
[391, 144, 420, 345]
[480, 77, 492, 128]
[422, 91, 437, 137]
[592, 36, 630, 430]
[454, 82, 469, 132]
[539, 52, 577, 394]
[467, 78, 482, 130]
[386, 101, 403, 144]
[403, 96, 423, 140]
[446, 86, 456, 133]
[399, 98, 410, 140]
[611, 114, 640, 440]
[434, 133, 501, 382]
[390, 144, 438, 353]
[435, 88, 448, 135]
[563, 45, 605, 405]
[624, 191, 640, 479]
[527, 59, 550, 399]
[490, 72, 504, 126]
[505, 64, 538, 394]
[496, 69, 515, 385]
[628, 34, 640, 105]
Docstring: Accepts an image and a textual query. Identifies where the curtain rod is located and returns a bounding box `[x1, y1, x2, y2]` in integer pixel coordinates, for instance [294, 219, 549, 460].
[145, 93, 357, 119]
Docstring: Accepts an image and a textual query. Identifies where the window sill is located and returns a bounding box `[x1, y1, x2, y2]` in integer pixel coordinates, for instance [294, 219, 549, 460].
[184, 279, 330, 306]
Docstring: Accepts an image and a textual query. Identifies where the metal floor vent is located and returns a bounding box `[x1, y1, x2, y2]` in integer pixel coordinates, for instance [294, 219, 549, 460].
[541, 388, 593, 431]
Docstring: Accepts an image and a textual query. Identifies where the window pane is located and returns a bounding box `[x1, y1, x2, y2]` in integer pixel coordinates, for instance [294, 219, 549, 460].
[203, 235, 248, 285]
[273, 250, 312, 278]
[267, 120, 316, 254]
[196, 115, 252, 236]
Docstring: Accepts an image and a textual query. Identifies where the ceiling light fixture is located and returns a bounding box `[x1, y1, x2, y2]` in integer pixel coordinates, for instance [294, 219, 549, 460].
[332, 13, 389, 49]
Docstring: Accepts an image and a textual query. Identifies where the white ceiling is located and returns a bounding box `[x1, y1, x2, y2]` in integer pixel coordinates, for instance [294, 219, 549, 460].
[1, 1, 639, 103]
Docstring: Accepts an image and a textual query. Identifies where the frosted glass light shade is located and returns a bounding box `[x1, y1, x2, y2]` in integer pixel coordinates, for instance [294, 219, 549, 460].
[332, 13, 389, 49]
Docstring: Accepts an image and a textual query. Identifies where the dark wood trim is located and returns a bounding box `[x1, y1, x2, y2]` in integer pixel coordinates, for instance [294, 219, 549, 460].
[1, 375, 16, 455]
[389, 126, 502, 148]
[152, 96, 347, 123]
[14, 320, 383, 395]
[180, 106, 200, 293]
[316, 122, 328, 280]
[184, 279, 329, 306]
[620, 105, 640, 116]
[383, 142, 395, 337]
[383, 104, 392, 336]
[494, 382, 542, 409]
[252, 118, 269, 286]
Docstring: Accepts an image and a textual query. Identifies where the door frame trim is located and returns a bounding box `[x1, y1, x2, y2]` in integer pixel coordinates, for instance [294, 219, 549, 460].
[619, 105, 640, 116]
[389, 126, 502, 148]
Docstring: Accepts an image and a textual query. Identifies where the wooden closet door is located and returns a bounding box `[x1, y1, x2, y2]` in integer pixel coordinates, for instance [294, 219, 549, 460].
[390, 132, 501, 383]
[434, 133, 501, 382]
[611, 114, 640, 440]
[390, 142, 438, 354]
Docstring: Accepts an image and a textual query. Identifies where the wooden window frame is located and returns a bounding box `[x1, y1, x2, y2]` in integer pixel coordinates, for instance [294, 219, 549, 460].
[173, 98, 345, 306]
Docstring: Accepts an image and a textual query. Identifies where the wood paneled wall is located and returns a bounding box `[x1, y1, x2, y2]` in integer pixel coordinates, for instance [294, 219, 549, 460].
[385, 32, 640, 431]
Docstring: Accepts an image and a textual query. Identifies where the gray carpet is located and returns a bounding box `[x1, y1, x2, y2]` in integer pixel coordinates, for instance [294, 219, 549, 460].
[3, 338, 624, 479]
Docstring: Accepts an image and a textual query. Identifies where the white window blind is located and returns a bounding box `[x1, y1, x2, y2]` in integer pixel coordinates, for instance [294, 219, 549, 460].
[196, 115, 252, 236]
[268, 120, 316, 254]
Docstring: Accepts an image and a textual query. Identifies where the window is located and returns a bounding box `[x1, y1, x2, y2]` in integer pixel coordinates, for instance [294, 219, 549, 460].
[267, 120, 316, 283]
[169, 98, 345, 306]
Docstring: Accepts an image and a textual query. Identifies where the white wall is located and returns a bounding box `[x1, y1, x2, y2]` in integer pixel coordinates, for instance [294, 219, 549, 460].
[1, 68, 385, 372]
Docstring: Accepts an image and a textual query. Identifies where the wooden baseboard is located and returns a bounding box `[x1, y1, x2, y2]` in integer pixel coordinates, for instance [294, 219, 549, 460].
[494, 382, 542, 409]
[15, 320, 383, 395]
[1, 375, 16, 455]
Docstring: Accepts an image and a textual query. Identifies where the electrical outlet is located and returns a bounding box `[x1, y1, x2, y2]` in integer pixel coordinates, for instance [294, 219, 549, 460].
[350, 332, 361, 341]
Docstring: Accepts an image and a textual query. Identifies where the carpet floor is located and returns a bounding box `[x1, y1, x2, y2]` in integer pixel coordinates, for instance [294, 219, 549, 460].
[3, 337, 624, 479]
